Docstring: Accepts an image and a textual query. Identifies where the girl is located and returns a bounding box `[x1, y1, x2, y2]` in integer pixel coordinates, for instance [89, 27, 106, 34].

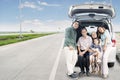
[89, 38, 102, 74]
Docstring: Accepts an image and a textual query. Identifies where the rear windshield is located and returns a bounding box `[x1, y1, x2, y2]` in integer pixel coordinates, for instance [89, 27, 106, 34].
[76, 21, 110, 42]
[77, 21, 109, 35]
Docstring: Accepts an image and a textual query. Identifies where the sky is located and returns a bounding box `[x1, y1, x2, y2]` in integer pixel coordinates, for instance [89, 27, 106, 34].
[0, 0, 120, 32]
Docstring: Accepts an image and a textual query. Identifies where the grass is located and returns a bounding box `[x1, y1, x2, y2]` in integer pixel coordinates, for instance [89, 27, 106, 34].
[116, 32, 120, 34]
[0, 33, 56, 46]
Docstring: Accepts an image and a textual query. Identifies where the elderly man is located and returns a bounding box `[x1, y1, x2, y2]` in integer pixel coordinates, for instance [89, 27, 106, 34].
[63, 21, 79, 78]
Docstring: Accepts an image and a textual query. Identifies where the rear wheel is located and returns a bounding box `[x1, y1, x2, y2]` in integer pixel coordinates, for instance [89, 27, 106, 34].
[108, 62, 115, 68]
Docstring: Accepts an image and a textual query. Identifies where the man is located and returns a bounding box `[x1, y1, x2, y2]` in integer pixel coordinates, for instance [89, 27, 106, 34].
[63, 21, 79, 78]
[77, 28, 92, 76]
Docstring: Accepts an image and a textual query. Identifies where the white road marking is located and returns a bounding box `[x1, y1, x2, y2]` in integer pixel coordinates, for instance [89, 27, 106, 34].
[49, 39, 64, 80]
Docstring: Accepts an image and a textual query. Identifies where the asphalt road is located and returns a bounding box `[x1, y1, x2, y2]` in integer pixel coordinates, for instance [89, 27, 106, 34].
[0, 33, 120, 80]
[116, 33, 120, 62]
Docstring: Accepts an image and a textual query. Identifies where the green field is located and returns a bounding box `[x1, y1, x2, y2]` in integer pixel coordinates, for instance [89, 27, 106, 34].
[0, 33, 55, 46]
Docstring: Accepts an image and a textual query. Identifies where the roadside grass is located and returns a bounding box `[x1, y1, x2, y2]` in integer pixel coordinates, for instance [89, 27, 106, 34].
[116, 32, 120, 34]
[0, 33, 56, 46]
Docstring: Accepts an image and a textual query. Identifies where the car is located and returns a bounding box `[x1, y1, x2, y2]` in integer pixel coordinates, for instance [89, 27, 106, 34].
[68, 3, 116, 67]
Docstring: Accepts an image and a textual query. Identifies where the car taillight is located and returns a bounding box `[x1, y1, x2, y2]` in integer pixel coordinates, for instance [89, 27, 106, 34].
[112, 40, 116, 47]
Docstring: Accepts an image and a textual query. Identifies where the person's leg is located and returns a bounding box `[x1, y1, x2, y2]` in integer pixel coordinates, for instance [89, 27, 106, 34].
[94, 49, 101, 62]
[97, 62, 101, 75]
[90, 55, 93, 66]
[72, 50, 78, 70]
[102, 46, 111, 77]
[78, 55, 85, 73]
[92, 56, 96, 73]
[85, 55, 90, 72]
[93, 50, 102, 73]
[64, 47, 74, 75]
[84, 52, 90, 76]
[90, 55, 94, 73]
[95, 50, 103, 74]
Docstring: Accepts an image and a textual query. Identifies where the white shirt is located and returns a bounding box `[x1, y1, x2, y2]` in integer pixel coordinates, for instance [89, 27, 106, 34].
[77, 35, 92, 50]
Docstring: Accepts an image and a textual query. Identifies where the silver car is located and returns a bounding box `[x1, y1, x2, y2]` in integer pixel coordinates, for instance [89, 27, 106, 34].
[69, 3, 116, 67]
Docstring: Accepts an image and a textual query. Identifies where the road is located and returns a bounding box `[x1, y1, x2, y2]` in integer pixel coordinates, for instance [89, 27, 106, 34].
[0, 33, 120, 80]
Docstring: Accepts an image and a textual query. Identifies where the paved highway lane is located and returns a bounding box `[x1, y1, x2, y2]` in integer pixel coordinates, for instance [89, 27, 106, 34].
[0, 33, 64, 80]
[0, 33, 120, 80]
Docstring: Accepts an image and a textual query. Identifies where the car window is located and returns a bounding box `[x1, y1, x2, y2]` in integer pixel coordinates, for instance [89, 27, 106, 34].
[86, 26, 97, 35]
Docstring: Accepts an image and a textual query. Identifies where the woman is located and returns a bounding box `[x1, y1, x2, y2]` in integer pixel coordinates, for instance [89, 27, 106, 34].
[97, 26, 112, 78]
[77, 28, 92, 76]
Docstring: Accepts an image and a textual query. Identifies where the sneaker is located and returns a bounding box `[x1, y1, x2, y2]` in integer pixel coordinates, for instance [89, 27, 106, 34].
[73, 71, 77, 73]
[68, 73, 79, 78]
[86, 72, 90, 76]
[79, 71, 85, 76]
[103, 74, 108, 79]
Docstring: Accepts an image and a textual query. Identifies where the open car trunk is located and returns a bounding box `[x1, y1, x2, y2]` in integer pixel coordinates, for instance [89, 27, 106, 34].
[69, 3, 116, 19]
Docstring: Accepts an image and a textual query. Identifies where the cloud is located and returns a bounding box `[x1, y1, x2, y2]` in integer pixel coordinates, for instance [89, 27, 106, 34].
[21, 19, 55, 32]
[16, 19, 71, 32]
[18, 1, 61, 11]
[19, 1, 43, 11]
[38, 1, 61, 7]
[113, 23, 120, 32]
[22, 19, 44, 26]
[0, 19, 71, 32]
[24, 19, 71, 32]
[0, 24, 20, 32]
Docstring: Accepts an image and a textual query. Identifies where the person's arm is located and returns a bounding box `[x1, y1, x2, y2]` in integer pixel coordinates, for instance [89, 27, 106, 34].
[88, 36, 93, 52]
[99, 45, 102, 52]
[77, 38, 84, 56]
[78, 46, 81, 54]
[77, 38, 81, 54]
[78, 46, 86, 56]
[89, 36, 93, 47]
[65, 28, 76, 42]
[88, 47, 94, 53]
[103, 39, 107, 52]
[82, 47, 89, 54]
[103, 30, 109, 52]
[65, 28, 74, 50]
[77, 44, 88, 56]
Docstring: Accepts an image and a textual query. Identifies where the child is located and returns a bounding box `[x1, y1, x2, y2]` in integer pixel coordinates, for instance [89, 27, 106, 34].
[89, 38, 102, 74]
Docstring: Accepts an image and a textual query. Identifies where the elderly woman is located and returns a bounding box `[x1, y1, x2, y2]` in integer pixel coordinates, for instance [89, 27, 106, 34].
[97, 26, 112, 79]
[77, 28, 92, 76]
